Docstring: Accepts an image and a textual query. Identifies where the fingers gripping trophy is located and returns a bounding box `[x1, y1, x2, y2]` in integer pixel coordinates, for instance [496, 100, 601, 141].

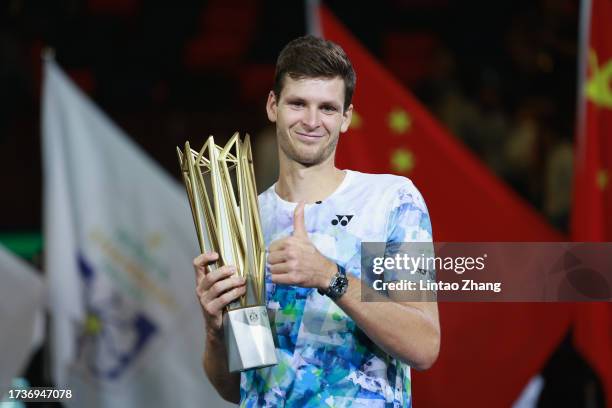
[177, 132, 277, 372]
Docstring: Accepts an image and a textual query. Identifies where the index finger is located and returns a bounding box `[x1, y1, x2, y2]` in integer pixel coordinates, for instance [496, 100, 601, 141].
[193, 252, 219, 274]
[268, 238, 289, 252]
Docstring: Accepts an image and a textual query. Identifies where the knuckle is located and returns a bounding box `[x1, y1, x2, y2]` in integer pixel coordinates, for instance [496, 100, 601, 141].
[210, 280, 225, 296]
[203, 303, 214, 316]
[202, 274, 213, 288]
[220, 265, 235, 275]
[223, 289, 238, 303]
[194, 252, 217, 269]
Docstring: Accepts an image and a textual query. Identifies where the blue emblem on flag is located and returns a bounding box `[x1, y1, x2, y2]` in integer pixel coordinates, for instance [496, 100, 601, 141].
[75, 253, 157, 381]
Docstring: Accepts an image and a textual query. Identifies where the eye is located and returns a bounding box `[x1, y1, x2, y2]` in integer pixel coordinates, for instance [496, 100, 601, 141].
[289, 101, 305, 108]
[321, 105, 338, 114]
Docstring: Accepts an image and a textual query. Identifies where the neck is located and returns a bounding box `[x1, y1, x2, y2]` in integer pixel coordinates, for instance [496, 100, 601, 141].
[275, 151, 345, 204]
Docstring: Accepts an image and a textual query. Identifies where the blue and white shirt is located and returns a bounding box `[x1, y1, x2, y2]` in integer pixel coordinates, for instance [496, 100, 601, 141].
[240, 170, 433, 407]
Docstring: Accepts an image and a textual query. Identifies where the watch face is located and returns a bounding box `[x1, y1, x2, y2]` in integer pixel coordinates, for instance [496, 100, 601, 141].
[330, 274, 348, 297]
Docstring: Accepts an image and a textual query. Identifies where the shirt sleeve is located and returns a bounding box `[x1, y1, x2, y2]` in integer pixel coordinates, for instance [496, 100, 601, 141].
[385, 179, 433, 244]
[383, 180, 435, 286]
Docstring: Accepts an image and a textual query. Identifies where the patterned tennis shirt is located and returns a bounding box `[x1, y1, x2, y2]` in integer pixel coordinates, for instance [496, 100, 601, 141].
[240, 170, 433, 407]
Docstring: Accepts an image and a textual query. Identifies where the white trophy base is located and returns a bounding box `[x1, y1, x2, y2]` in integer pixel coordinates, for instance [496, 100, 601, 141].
[223, 305, 278, 372]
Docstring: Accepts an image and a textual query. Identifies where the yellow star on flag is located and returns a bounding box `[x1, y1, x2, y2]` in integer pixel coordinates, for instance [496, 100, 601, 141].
[390, 148, 415, 174]
[597, 169, 608, 190]
[586, 50, 612, 108]
[388, 108, 412, 134]
[350, 110, 363, 129]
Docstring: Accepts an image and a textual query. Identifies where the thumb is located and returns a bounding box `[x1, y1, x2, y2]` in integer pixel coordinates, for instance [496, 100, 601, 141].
[292, 202, 307, 238]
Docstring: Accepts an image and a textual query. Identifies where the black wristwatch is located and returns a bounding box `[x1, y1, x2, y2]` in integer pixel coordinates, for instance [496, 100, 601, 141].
[318, 265, 348, 300]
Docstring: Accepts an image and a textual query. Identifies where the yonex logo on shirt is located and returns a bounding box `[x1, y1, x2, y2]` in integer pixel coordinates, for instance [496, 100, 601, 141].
[331, 215, 354, 226]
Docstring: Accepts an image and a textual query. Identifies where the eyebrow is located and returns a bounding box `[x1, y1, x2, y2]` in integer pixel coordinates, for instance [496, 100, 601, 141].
[284, 96, 341, 109]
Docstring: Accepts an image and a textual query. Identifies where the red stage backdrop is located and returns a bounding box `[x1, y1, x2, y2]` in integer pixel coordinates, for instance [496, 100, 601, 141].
[319, 5, 575, 407]
[572, 0, 612, 406]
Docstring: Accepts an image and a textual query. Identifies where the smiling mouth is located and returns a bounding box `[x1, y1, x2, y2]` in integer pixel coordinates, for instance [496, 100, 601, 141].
[295, 131, 324, 140]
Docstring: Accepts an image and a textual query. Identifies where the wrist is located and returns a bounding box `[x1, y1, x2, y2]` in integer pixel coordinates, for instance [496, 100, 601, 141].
[206, 325, 224, 343]
[318, 261, 339, 290]
[318, 263, 349, 300]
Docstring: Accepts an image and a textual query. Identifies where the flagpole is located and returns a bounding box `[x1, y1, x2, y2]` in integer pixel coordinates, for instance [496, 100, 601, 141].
[41, 47, 55, 61]
[305, 0, 322, 37]
[574, 0, 592, 166]
[39, 44, 55, 388]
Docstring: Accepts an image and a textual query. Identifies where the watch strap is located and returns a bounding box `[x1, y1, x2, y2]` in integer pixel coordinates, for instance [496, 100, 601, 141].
[318, 264, 348, 299]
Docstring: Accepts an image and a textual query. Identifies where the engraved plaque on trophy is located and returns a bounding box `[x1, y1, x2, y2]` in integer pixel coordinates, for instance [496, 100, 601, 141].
[177, 132, 277, 372]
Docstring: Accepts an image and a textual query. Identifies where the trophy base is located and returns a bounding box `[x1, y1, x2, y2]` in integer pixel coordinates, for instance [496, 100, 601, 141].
[224, 306, 278, 372]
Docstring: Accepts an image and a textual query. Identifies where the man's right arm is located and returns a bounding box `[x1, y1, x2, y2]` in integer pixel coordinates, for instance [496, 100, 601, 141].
[194, 252, 246, 404]
[203, 328, 240, 403]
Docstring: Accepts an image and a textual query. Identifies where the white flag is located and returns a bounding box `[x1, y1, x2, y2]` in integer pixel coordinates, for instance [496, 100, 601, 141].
[0, 244, 45, 397]
[42, 58, 232, 408]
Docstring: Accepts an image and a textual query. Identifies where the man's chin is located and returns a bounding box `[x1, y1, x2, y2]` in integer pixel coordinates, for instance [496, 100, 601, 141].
[282, 143, 336, 166]
[289, 151, 324, 166]
[295, 156, 321, 167]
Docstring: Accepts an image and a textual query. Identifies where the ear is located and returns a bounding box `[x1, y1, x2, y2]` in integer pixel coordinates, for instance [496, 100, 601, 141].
[266, 91, 278, 123]
[340, 104, 353, 133]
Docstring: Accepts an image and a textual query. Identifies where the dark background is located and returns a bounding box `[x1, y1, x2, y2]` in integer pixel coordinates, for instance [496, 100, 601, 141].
[1, 0, 578, 232]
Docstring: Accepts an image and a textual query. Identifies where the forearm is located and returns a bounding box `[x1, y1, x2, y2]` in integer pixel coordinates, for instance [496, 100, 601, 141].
[334, 276, 440, 370]
[203, 329, 241, 403]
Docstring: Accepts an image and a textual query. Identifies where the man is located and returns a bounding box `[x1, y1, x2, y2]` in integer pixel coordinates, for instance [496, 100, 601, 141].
[193, 35, 440, 407]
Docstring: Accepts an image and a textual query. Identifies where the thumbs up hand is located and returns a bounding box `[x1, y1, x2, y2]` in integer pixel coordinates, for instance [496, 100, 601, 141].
[267, 202, 338, 290]
[292, 201, 308, 239]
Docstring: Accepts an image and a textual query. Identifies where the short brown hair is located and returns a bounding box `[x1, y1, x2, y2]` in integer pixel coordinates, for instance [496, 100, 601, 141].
[273, 35, 356, 111]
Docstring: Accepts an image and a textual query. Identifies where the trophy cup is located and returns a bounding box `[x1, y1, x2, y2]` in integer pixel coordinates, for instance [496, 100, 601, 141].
[177, 132, 277, 372]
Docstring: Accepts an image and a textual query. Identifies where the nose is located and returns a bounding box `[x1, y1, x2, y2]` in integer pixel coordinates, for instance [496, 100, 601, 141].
[301, 106, 320, 130]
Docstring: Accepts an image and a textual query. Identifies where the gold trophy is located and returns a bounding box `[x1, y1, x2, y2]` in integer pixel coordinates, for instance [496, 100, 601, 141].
[177, 132, 277, 372]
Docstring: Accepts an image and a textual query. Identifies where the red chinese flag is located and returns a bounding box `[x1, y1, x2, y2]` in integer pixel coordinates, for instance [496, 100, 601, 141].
[319, 5, 573, 407]
[572, 0, 612, 406]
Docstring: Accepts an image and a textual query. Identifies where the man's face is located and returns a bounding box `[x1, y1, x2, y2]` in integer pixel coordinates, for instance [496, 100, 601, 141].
[266, 76, 353, 166]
